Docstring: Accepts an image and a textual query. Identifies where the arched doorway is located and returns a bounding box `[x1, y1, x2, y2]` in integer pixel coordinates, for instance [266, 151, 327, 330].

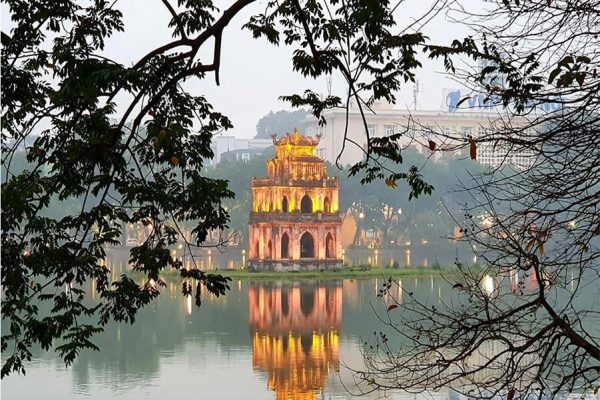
[300, 232, 314, 258]
[325, 232, 334, 258]
[324, 196, 331, 213]
[300, 195, 312, 213]
[282, 196, 289, 213]
[267, 240, 272, 259]
[281, 232, 290, 258]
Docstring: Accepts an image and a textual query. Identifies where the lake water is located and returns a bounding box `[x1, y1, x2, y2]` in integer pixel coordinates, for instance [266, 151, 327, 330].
[3, 276, 471, 400]
[3, 247, 596, 400]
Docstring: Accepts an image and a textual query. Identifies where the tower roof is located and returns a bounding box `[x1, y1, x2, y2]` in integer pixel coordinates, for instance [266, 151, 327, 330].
[271, 128, 321, 147]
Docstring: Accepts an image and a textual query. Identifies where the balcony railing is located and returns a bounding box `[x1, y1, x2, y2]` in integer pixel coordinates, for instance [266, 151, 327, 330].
[249, 211, 343, 223]
[251, 177, 339, 188]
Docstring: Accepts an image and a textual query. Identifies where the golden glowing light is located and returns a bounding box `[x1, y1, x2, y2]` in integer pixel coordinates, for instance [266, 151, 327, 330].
[482, 275, 494, 295]
[249, 284, 342, 399]
[249, 130, 342, 265]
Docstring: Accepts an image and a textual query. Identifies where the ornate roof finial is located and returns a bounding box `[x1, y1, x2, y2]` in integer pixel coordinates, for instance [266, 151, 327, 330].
[270, 129, 323, 147]
[292, 128, 301, 144]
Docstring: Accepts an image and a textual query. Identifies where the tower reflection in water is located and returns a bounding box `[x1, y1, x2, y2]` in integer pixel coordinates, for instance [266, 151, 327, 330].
[249, 282, 342, 400]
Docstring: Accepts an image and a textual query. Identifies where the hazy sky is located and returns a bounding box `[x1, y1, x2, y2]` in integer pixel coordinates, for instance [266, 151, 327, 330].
[2, 0, 479, 138]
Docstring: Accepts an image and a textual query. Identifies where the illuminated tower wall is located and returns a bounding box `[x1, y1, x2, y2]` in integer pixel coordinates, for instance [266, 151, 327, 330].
[248, 129, 343, 272]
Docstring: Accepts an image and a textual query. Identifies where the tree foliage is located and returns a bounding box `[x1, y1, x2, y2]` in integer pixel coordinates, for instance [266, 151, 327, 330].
[353, 1, 600, 398]
[1, 0, 249, 377]
[1, 0, 441, 376]
[208, 148, 483, 251]
[205, 150, 274, 241]
[254, 109, 307, 139]
[245, 0, 438, 195]
[4, 0, 597, 395]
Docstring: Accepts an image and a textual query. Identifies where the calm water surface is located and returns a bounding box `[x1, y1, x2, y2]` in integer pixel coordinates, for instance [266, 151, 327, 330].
[4, 247, 596, 400]
[3, 275, 468, 400]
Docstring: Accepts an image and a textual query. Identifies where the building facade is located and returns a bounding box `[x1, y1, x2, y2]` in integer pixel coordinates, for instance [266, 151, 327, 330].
[304, 100, 535, 169]
[248, 129, 343, 272]
[209, 135, 273, 165]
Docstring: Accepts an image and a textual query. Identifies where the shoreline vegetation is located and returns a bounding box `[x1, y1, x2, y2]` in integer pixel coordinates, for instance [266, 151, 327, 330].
[126, 265, 463, 281]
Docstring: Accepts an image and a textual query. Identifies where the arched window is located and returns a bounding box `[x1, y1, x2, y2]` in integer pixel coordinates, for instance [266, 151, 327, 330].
[254, 241, 259, 259]
[300, 195, 312, 213]
[300, 232, 314, 258]
[325, 232, 334, 258]
[267, 240, 273, 259]
[323, 196, 331, 213]
[281, 232, 290, 258]
[282, 196, 289, 213]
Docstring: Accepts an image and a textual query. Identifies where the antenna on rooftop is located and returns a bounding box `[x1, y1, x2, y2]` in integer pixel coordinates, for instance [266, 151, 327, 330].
[412, 79, 423, 110]
[326, 74, 332, 96]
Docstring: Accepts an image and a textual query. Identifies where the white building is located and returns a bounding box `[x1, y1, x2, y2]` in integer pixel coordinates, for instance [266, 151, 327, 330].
[209, 135, 273, 165]
[304, 94, 537, 169]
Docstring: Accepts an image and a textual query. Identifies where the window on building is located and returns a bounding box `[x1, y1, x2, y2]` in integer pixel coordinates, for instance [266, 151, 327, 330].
[367, 124, 376, 137]
[282, 196, 289, 213]
[301, 195, 313, 213]
[241, 153, 250, 162]
[281, 233, 290, 258]
[323, 196, 331, 213]
[325, 233, 334, 258]
[422, 125, 433, 137]
[317, 148, 327, 159]
[384, 124, 396, 136]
